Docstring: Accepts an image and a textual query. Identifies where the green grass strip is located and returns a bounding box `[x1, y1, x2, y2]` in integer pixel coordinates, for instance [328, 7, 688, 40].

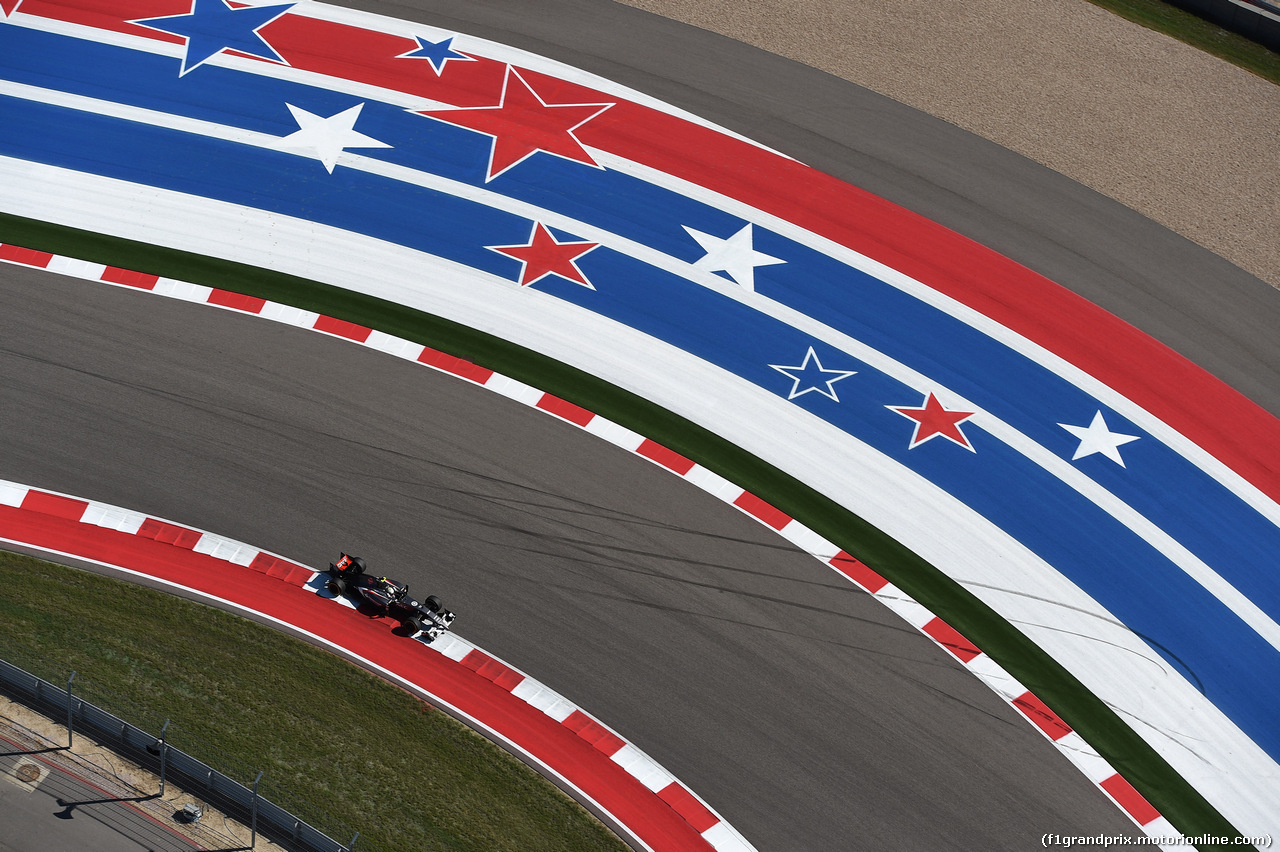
[0, 213, 1247, 846]
[0, 550, 628, 852]
[1085, 0, 1280, 85]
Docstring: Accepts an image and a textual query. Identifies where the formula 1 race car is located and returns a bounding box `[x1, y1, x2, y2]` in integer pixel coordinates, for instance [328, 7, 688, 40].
[324, 553, 456, 641]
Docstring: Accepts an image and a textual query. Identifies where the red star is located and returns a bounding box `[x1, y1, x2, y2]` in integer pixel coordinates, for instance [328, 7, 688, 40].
[489, 223, 599, 288]
[1, 0, 23, 16]
[418, 66, 613, 181]
[888, 392, 977, 451]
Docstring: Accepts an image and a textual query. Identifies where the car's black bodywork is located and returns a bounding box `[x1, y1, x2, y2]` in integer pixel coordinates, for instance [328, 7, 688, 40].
[324, 553, 456, 640]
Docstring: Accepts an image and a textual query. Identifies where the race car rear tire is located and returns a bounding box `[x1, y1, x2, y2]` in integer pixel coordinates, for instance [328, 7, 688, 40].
[326, 577, 347, 597]
[349, 557, 366, 576]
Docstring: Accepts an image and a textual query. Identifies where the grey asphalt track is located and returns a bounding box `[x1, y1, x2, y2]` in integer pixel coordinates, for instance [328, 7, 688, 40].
[4, 1, 1275, 850]
[0, 266, 1142, 849]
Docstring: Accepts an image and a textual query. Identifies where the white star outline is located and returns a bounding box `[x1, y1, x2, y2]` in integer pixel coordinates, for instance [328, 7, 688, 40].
[275, 103, 392, 173]
[682, 223, 785, 292]
[769, 347, 857, 402]
[1058, 410, 1141, 467]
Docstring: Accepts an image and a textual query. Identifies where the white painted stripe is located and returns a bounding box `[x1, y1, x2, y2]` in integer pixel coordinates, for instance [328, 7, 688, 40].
[582, 417, 644, 452]
[153, 278, 213, 303]
[429, 633, 475, 662]
[963, 654, 1026, 700]
[258, 301, 322, 329]
[610, 744, 676, 793]
[774, 523, 840, 562]
[0, 482, 30, 508]
[511, 679, 579, 723]
[45, 255, 105, 280]
[702, 821, 756, 852]
[364, 330, 423, 360]
[878, 595, 935, 630]
[484, 374, 545, 406]
[192, 533, 259, 566]
[80, 503, 147, 535]
[681, 466, 738, 499]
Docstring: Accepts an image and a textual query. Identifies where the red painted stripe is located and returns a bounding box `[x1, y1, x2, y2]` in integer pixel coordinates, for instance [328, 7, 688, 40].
[828, 551, 888, 593]
[100, 266, 159, 289]
[248, 552, 281, 574]
[417, 347, 495, 383]
[0, 504, 715, 852]
[1099, 773, 1161, 826]
[536, 393, 595, 427]
[1012, 691, 1072, 741]
[563, 710, 626, 756]
[657, 782, 720, 834]
[20, 491, 88, 521]
[313, 315, 372, 343]
[462, 650, 525, 692]
[247, 554, 312, 585]
[136, 518, 202, 549]
[280, 565, 315, 585]
[265, 562, 296, 580]
[921, 617, 982, 663]
[0, 244, 54, 267]
[732, 492, 791, 530]
[207, 288, 267, 314]
[637, 439, 696, 475]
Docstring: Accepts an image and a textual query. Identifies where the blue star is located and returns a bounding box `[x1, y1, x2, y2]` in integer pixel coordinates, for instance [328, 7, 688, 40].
[769, 347, 858, 402]
[397, 35, 474, 75]
[134, 0, 295, 77]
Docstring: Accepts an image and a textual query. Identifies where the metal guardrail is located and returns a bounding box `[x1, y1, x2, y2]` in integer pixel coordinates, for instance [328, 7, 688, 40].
[0, 656, 366, 852]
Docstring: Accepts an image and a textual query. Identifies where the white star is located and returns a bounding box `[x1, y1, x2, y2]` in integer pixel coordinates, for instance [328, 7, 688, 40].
[683, 223, 785, 292]
[276, 103, 391, 173]
[769, 347, 857, 401]
[1059, 410, 1140, 467]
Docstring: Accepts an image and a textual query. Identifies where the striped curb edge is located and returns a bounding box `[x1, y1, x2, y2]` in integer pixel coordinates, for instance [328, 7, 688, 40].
[1, 243, 1181, 845]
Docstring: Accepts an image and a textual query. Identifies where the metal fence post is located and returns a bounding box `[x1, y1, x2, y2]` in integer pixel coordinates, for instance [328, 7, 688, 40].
[65, 671, 76, 748]
[148, 719, 171, 796]
[347, 831, 359, 851]
[250, 770, 263, 849]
